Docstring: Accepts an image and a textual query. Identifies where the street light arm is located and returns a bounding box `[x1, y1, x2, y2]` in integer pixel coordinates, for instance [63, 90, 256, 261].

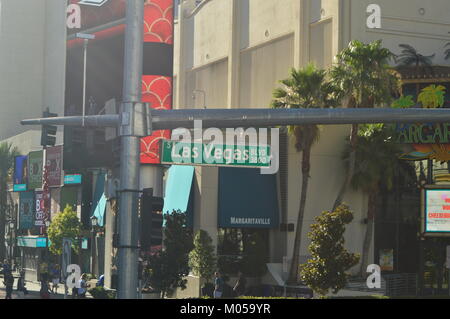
[150, 108, 450, 130]
[21, 115, 120, 127]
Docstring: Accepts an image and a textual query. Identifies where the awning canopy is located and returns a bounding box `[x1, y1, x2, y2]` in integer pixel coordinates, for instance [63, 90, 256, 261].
[163, 165, 195, 227]
[218, 167, 279, 228]
[17, 236, 50, 248]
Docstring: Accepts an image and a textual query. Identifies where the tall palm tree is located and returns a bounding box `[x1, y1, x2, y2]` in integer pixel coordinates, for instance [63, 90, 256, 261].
[445, 42, 450, 60]
[271, 64, 337, 284]
[330, 40, 400, 212]
[343, 125, 414, 275]
[396, 44, 435, 68]
[0, 142, 19, 260]
[396, 44, 435, 98]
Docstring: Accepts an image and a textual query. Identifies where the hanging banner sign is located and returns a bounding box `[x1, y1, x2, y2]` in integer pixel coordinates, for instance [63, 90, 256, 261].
[46, 146, 63, 187]
[28, 151, 43, 190]
[19, 192, 34, 230]
[14, 155, 28, 186]
[35, 191, 50, 227]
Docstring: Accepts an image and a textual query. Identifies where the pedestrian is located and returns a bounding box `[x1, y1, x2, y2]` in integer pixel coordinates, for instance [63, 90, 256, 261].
[2, 259, 11, 276]
[39, 261, 49, 282]
[233, 271, 247, 297]
[40, 279, 51, 299]
[78, 273, 89, 298]
[213, 271, 224, 299]
[50, 263, 60, 294]
[4, 273, 14, 299]
[16, 270, 28, 297]
[96, 274, 105, 287]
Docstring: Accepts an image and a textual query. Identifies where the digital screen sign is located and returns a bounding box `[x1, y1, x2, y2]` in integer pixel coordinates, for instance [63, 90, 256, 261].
[424, 188, 450, 234]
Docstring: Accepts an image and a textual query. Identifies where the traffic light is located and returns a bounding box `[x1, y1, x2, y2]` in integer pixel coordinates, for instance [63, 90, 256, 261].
[140, 188, 164, 250]
[41, 110, 58, 147]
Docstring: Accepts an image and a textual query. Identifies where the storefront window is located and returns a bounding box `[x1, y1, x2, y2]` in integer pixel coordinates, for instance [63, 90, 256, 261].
[217, 228, 269, 277]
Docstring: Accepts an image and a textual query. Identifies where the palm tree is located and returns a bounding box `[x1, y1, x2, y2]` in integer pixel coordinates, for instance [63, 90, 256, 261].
[0, 142, 19, 260]
[329, 40, 400, 212]
[271, 64, 337, 284]
[396, 44, 435, 98]
[445, 42, 450, 60]
[343, 125, 414, 275]
[396, 44, 435, 68]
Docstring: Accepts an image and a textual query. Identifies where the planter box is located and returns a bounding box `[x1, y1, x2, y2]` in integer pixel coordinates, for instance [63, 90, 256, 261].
[142, 292, 161, 299]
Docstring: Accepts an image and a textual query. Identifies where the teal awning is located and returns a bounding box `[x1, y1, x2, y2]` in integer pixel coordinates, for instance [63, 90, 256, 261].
[17, 236, 50, 248]
[218, 167, 279, 228]
[91, 172, 106, 227]
[163, 165, 195, 227]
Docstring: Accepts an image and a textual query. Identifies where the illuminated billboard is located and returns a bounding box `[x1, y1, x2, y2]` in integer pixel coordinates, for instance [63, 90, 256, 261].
[422, 187, 450, 235]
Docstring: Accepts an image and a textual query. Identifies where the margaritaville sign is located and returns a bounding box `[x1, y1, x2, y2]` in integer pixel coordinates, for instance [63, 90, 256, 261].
[396, 123, 450, 144]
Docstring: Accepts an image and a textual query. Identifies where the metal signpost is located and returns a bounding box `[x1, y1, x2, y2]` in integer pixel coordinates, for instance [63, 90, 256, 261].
[19, 0, 450, 299]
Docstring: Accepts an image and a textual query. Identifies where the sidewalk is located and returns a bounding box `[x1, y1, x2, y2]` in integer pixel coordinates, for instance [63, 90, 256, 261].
[0, 279, 91, 300]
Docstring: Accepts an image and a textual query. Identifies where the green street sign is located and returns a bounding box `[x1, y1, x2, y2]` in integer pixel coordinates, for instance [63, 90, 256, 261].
[161, 140, 271, 168]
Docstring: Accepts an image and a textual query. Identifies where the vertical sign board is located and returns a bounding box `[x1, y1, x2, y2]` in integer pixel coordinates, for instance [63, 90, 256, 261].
[13, 155, 28, 191]
[19, 192, 34, 230]
[140, 0, 174, 164]
[35, 191, 50, 227]
[46, 146, 63, 187]
[423, 188, 450, 236]
[28, 151, 43, 190]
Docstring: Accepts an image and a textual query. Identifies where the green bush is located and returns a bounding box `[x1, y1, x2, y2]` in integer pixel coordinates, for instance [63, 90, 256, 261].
[88, 286, 114, 299]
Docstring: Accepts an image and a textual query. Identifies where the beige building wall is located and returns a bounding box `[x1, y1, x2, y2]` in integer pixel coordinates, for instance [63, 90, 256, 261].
[174, 0, 450, 286]
[0, 0, 67, 141]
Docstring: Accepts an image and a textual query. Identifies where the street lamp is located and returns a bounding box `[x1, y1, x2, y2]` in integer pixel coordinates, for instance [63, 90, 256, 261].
[76, 33, 96, 127]
[8, 220, 15, 266]
[90, 215, 98, 275]
[45, 220, 50, 251]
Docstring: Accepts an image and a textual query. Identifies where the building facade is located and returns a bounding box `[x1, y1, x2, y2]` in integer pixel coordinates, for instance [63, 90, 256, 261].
[171, 0, 450, 296]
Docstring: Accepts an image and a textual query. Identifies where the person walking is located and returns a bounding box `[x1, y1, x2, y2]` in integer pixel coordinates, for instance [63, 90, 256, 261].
[4, 272, 14, 299]
[78, 274, 89, 299]
[50, 263, 60, 294]
[213, 272, 224, 299]
[39, 261, 49, 282]
[16, 270, 28, 298]
[233, 271, 247, 297]
[40, 279, 51, 299]
[2, 259, 11, 277]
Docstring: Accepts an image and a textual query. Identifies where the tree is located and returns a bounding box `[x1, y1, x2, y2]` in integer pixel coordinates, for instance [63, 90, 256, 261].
[300, 204, 360, 296]
[271, 64, 337, 284]
[445, 41, 450, 60]
[396, 44, 435, 68]
[329, 40, 400, 212]
[0, 142, 19, 260]
[47, 205, 83, 255]
[146, 210, 193, 298]
[396, 44, 435, 99]
[343, 124, 414, 275]
[189, 229, 216, 283]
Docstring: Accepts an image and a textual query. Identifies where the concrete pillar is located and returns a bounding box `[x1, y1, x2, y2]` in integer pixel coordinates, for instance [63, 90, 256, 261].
[294, 0, 310, 69]
[193, 167, 219, 251]
[175, 1, 188, 110]
[227, 0, 241, 109]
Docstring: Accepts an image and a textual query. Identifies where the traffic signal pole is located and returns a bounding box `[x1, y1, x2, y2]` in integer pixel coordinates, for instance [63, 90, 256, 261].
[116, 0, 145, 299]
